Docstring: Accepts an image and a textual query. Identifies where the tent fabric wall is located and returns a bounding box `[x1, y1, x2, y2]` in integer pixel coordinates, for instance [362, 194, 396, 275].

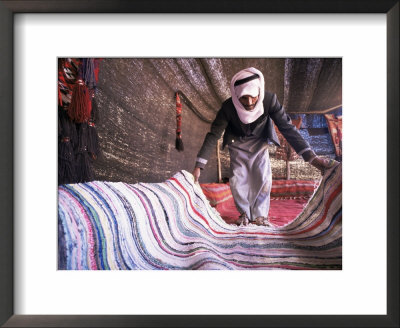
[91, 58, 342, 184]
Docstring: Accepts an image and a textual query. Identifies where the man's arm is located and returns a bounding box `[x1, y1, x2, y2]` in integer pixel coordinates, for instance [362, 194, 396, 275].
[268, 94, 333, 172]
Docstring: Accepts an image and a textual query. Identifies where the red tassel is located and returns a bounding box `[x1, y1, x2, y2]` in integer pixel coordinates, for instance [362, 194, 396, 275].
[67, 79, 92, 123]
[175, 92, 184, 151]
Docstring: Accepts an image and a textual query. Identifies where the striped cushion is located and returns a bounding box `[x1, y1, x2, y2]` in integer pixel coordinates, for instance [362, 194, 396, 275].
[215, 196, 311, 227]
[200, 180, 319, 206]
[270, 180, 319, 198]
[200, 183, 232, 206]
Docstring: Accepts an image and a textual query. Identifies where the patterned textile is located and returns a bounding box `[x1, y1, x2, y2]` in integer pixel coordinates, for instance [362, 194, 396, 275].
[214, 197, 311, 227]
[270, 180, 319, 198]
[211, 180, 319, 226]
[175, 92, 184, 151]
[201, 180, 317, 206]
[200, 183, 232, 206]
[274, 117, 303, 161]
[324, 114, 342, 158]
[58, 163, 342, 270]
[58, 58, 103, 185]
[58, 58, 81, 106]
[58, 58, 102, 107]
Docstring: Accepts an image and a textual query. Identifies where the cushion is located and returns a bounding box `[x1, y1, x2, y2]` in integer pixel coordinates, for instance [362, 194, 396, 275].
[201, 180, 319, 226]
[201, 180, 318, 205]
[270, 180, 319, 198]
[324, 114, 342, 158]
[214, 196, 311, 227]
[199, 183, 232, 206]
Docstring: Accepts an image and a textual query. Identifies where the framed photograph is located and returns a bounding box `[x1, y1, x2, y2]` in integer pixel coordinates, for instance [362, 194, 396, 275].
[57, 57, 343, 271]
[1, 1, 398, 327]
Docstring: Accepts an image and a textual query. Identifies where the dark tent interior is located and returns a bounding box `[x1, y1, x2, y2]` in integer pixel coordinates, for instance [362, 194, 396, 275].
[58, 58, 342, 270]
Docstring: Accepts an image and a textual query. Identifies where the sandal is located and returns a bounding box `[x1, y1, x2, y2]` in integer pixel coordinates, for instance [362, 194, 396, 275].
[254, 216, 273, 227]
[236, 212, 250, 226]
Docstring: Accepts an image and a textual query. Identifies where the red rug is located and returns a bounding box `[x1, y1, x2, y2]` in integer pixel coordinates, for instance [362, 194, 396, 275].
[201, 180, 319, 226]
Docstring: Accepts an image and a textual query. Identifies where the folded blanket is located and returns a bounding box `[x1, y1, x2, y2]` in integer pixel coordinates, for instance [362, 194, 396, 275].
[58, 163, 342, 270]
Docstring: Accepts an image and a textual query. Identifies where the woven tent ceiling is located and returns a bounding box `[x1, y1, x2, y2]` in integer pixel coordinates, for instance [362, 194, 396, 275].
[93, 58, 342, 183]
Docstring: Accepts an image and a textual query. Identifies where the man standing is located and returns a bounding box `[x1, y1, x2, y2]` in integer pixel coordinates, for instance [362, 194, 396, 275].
[192, 67, 332, 227]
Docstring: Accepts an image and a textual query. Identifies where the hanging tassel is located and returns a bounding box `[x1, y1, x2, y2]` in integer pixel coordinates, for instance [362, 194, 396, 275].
[88, 120, 100, 160]
[77, 123, 90, 154]
[90, 96, 100, 124]
[81, 58, 97, 90]
[59, 106, 78, 147]
[76, 123, 94, 182]
[67, 79, 92, 123]
[58, 136, 77, 185]
[75, 151, 94, 183]
[87, 96, 101, 160]
[175, 92, 184, 151]
[58, 107, 78, 184]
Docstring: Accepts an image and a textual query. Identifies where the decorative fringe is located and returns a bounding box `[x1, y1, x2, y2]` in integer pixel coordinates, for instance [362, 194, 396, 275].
[59, 137, 75, 162]
[58, 107, 77, 184]
[91, 96, 100, 124]
[58, 107, 77, 185]
[59, 106, 78, 147]
[87, 96, 101, 159]
[67, 79, 92, 123]
[75, 151, 94, 183]
[175, 92, 184, 151]
[78, 122, 89, 149]
[88, 121, 100, 159]
[76, 123, 94, 183]
[175, 138, 184, 152]
[81, 58, 97, 89]
[58, 137, 77, 185]
[58, 58, 102, 184]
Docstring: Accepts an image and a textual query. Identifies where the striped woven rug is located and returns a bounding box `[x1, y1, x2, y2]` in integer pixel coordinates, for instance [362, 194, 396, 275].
[58, 163, 342, 270]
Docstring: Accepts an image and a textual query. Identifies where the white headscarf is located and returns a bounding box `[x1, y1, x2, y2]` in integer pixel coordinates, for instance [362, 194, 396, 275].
[230, 67, 265, 124]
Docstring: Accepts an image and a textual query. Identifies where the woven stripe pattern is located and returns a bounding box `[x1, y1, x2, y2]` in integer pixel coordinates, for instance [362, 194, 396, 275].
[58, 164, 342, 270]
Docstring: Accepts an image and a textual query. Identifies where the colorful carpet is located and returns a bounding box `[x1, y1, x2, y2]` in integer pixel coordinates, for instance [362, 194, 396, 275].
[214, 197, 314, 226]
[201, 180, 320, 226]
[58, 163, 342, 270]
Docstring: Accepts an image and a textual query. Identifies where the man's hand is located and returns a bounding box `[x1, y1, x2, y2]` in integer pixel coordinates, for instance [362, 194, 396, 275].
[310, 156, 334, 175]
[192, 167, 201, 183]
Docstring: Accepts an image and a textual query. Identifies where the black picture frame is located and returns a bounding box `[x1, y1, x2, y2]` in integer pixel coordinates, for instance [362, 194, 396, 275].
[0, 1, 398, 327]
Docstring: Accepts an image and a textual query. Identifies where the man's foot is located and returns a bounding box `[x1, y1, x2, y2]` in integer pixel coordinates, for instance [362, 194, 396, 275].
[236, 212, 250, 226]
[253, 216, 273, 227]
